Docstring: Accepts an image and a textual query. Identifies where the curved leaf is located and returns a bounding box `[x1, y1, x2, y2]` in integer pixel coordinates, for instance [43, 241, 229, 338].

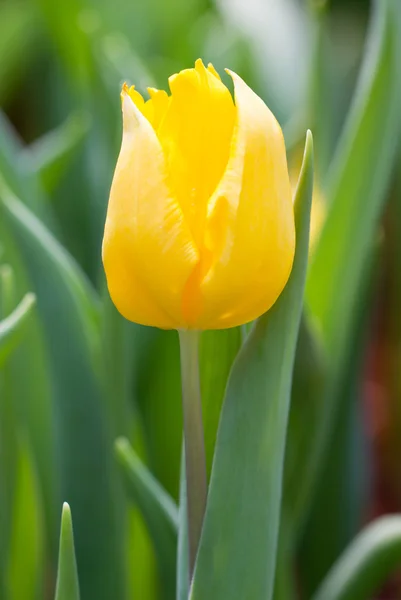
[190, 131, 313, 600]
[0, 291, 36, 366]
[0, 112, 52, 227]
[312, 516, 401, 600]
[115, 437, 178, 599]
[20, 111, 91, 194]
[0, 186, 126, 600]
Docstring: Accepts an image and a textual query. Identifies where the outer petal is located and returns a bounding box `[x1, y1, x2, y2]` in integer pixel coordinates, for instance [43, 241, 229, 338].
[102, 91, 199, 329]
[198, 71, 295, 329]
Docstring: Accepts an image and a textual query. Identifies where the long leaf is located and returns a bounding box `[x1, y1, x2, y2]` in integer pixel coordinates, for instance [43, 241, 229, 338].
[7, 438, 44, 600]
[190, 131, 313, 600]
[0, 257, 58, 557]
[199, 329, 241, 476]
[0, 186, 126, 600]
[308, 0, 401, 353]
[298, 0, 401, 587]
[312, 516, 401, 600]
[115, 437, 178, 599]
[0, 3, 40, 104]
[299, 248, 376, 594]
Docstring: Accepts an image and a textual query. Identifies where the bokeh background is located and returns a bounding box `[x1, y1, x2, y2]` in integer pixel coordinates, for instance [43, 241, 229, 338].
[0, 0, 401, 598]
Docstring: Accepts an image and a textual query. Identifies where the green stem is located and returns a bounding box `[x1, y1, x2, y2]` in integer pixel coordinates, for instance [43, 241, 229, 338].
[178, 329, 207, 580]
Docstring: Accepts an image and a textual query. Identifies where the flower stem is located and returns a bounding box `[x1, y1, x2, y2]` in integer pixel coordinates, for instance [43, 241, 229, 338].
[178, 329, 207, 580]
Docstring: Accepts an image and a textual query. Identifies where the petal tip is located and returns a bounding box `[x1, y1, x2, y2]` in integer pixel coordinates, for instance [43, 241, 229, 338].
[207, 62, 221, 80]
[195, 57, 206, 70]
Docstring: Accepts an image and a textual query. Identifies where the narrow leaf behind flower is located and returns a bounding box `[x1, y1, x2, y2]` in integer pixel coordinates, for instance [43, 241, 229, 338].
[190, 132, 313, 600]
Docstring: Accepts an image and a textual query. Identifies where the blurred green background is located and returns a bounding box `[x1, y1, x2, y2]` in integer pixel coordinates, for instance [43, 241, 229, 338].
[1, 0, 401, 598]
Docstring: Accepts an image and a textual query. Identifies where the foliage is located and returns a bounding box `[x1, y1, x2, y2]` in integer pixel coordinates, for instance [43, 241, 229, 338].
[1, 0, 401, 599]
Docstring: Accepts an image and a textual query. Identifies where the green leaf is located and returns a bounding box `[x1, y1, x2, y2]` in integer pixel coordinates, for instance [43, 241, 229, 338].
[0, 256, 58, 557]
[298, 0, 401, 588]
[100, 290, 135, 437]
[308, 0, 401, 356]
[299, 247, 377, 594]
[0, 2, 40, 104]
[0, 113, 52, 227]
[0, 186, 126, 600]
[35, 0, 94, 93]
[126, 504, 160, 600]
[0, 291, 36, 367]
[125, 419, 161, 600]
[273, 514, 297, 600]
[7, 438, 44, 600]
[0, 261, 56, 593]
[283, 313, 326, 528]
[55, 503, 80, 600]
[115, 437, 178, 598]
[20, 111, 91, 194]
[176, 453, 189, 600]
[0, 182, 100, 356]
[312, 516, 401, 600]
[199, 329, 241, 476]
[134, 328, 183, 500]
[190, 131, 313, 600]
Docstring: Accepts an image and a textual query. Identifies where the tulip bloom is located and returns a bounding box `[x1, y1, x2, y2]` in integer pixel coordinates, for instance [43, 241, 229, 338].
[103, 59, 295, 330]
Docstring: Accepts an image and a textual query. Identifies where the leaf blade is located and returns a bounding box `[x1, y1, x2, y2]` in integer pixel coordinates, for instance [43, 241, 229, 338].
[190, 132, 314, 600]
[115, 437, 178, 599]
[55, 504, 80, 600]
[312, 516, 401, 600]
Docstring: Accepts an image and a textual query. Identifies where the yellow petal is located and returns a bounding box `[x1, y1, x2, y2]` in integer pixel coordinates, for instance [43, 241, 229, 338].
[196, 70, 295, 329]
[147, 87, 169, 131]
[102, 89, 199, 329]
[157, 59, 235, 250]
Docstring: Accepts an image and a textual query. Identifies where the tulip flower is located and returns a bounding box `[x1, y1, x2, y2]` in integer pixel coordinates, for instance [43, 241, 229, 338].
[103, 59, 295, 330]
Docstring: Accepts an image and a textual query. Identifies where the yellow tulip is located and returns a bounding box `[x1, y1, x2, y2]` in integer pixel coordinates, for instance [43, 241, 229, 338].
[102, 59, 295, 330]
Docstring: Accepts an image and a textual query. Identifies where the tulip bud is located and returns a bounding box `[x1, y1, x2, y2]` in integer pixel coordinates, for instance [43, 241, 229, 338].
[103, 59, 295, 330]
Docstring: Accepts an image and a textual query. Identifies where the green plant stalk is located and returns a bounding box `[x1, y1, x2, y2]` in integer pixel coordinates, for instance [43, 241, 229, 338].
[178, 330, 207, 580]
